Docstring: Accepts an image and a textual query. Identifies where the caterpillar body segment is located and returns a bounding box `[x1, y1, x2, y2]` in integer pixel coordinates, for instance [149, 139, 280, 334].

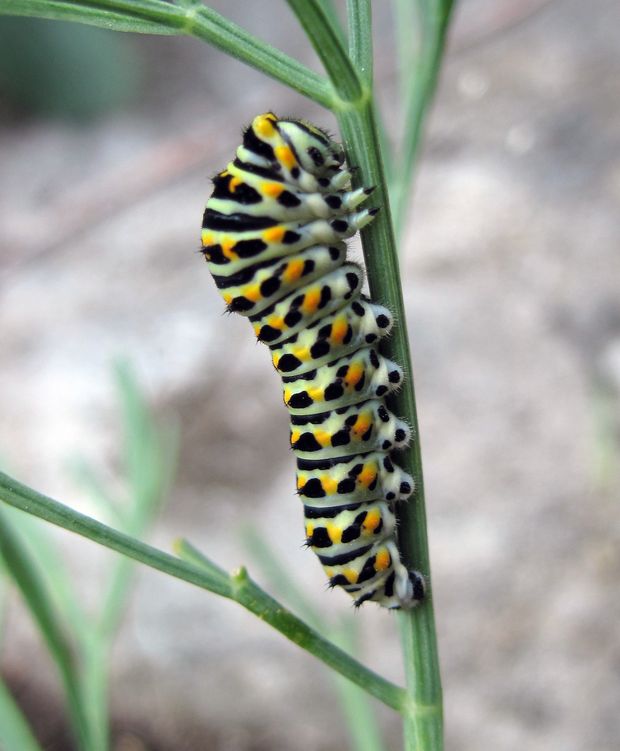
[212, 244, 347, 317]
[201, 112, 425, 609]
[201, 208, 376, 272]
[271, 300, 396, 378]
[290, 399, 411, 460]
[281, 347, 405, 415]
[210, 166, 373, 223]
[296, 451, 413, 505]
[250, 263, 364, 345]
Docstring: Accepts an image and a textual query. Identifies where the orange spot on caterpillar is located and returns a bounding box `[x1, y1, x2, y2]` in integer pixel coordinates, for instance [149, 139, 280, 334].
[374, 549, 391, 572]
[229, 177, 242, 192]
[275, 145, 296, 170]
[330, 317, 348, 345]
[263, 226, 286, 244]
[308, 386, 324, 401]
[326, 522, 342, 544]
[283, 259, 305, 283]
[301, 288, 321, 315]
[314, 430, 332, 447]
[244, 284, 262, 302]
[320, 475, 338, 495]
[351, 412, 372, 438]
[221, 238, 237, 260]
[263, 182, 284, 198]
[358, 464, 377, 488]
[343, 568, 359, 584]
[362, 509, 381, 534]
[344, 362, 364, 387]
[254, 114, 277, 137]
[267, 315, 284, 330]
[293, 346, 311, 361]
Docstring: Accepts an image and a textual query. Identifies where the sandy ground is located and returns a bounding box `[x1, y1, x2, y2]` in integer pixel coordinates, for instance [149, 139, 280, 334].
[1, 1, 619, 749]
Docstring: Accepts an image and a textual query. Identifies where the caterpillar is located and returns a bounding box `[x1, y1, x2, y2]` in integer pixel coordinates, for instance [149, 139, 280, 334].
[200, 112, 425, 609]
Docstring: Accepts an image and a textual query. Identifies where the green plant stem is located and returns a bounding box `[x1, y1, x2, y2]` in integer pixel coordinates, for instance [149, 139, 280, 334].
[315, 0, 347, 48]
[0, 0, 178, 33]
[241, 529, 386, 751]
[0, 676, 44, 751]
[336, 97, 443, 751]
[286, 0, 362, 103]
[176, 539, 406, 712]
[347, 0, 372, 87]
[0, 509, 92, 749]
[0, 0, 334, 107]
[0, 3, 453, 747]
[306, 4, 443, 748]
[393, 0, 454, 239]
[0, 472, 407, 713]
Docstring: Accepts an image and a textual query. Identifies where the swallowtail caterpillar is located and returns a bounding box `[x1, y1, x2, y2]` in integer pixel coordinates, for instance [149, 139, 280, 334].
[201, 112, 424, 609]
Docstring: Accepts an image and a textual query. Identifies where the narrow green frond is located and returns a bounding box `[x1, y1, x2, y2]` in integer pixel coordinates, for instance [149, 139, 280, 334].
[0, 0, 179, 34]
[347, 0, 372, 86]
[0, 677, 44, 751]
[286, 0, 363, 104]
[0, 509, 91, 749]
[0, 472, 407, 712]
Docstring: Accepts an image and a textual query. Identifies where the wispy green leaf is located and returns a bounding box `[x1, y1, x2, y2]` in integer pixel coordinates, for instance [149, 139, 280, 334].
[0, 677, 44, 751]
[0, 509, 91, 749]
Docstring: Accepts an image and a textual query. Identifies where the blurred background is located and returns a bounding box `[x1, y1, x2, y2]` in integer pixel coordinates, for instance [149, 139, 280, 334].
[1, 0, 619, 749]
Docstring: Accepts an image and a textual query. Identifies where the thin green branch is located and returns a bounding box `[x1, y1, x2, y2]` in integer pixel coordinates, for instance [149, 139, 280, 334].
[0, 472, 407, 713]
[0, 5, 453, 748]
[189, 4, 333, 107]
[0, 509, 92, 749]
[336, 93, 443, 751]
[0, 0, 179, 33]
[393, 0, 454, 238]
[241, 526, 319, 626]
[394, 0, 420, 107]
[331, 8, 453, 744]
[0, 677, 44, 751]
[347, 0, 372, 87]
[315, 0, 347, 48]
[241, 531, 386, 751]
[286, 0, 363, 103]
[176, 539, 406, 712]
[0, 0, 334, 107]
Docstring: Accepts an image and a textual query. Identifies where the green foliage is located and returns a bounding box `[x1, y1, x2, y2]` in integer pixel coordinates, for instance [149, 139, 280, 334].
[0, 3, 454, 749]
[0, 17, 140, 118]
[0, 676, 44, 751]
[0, 362, 177, 750]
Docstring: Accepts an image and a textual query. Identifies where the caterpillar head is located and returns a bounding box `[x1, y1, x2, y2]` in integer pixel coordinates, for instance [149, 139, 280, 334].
[277, 117, 345, 175]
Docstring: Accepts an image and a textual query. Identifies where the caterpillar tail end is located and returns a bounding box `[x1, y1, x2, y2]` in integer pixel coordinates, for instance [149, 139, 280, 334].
[374, 569, 425, 611]
[400, 569, 426, 609]
[353, 568, 425, 610]
[383, 543, 426, 610]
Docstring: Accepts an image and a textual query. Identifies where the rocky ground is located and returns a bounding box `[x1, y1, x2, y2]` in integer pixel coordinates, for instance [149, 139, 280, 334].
[1, 1, 619, 749]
